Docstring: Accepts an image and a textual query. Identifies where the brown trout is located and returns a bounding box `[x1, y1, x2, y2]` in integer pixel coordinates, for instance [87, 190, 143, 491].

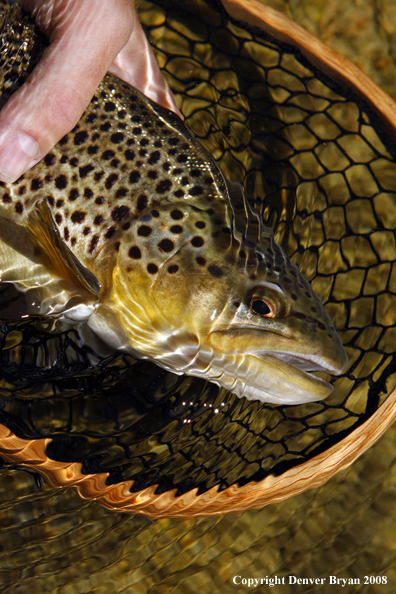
[0, 1, 347, 404]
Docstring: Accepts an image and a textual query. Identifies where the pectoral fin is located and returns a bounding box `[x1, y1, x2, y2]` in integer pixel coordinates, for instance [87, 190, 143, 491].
[27, 200, 100, 297]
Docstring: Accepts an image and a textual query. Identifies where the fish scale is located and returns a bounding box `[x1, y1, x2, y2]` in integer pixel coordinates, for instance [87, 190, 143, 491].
[0, 1, 348, 404]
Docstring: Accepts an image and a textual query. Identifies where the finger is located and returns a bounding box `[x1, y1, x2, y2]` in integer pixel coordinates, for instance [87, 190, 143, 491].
[109, 18, 181, 117]
[0, 0, 135, 183]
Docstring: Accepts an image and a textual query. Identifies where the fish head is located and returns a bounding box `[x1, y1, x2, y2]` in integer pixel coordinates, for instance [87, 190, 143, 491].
[128, 209, 349, 405]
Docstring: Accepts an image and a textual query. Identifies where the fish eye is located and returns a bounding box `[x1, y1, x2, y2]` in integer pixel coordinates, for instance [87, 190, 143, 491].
[250, 298, 274, 317]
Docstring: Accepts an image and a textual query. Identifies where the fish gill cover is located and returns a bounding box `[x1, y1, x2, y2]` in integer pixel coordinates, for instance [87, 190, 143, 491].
[0, 0, 394, 501]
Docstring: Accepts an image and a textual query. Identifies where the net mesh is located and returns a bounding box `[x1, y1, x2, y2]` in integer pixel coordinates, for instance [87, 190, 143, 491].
[0, 0, 396, 498]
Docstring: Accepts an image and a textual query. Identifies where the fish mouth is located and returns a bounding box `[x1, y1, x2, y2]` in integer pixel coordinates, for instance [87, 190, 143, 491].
[266, 352, 346, 376]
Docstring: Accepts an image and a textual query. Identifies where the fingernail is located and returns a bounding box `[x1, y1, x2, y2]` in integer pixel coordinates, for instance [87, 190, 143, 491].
[0, 132, 39, 182]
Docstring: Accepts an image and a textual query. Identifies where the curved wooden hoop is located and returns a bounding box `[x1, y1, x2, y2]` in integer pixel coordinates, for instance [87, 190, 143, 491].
[1, 387, 395, 518]
[221, 0, 396, 136]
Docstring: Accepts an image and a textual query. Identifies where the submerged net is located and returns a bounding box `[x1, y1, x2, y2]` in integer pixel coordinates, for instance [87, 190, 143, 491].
[0, 0, 396, 499]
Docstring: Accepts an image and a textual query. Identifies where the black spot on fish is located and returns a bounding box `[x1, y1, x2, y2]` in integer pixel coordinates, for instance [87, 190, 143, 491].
[138, 225, 152, 237]
[195, 221, 206, 229]
[168, 137, 179, 146]
[47, 196, 55, 206]
[168, 265, 179, 274]
[140, 138, 149, 147]
[31, 178, 43, 190]
[111, 159, 119, 168]
[133, 127, 142, 135]
[152, 210, 160, 218]
[2, 194, 11, 203]
[15, 202, 23, 214]
[311, 307, 317, 313]
[71, 237, 76, 246]
[84, 188, 93, 199]
[168, 148, 177, 156]
[170, 225, 183, 234]
[181, 176, 189, 186]
[83, 227, 91, 235]
[156, 180, 172, 194]
[94, 215, 104, 225]
[56, 199, 64, 207]
[147, 263, 158, 274]
[89, 235, 99, 252]
[115, 241, 120, 252]
[95, 196, 104, 205]
[74, 131, 88, 145]
[116, 188, 128, 198]
[105, 227, 116, 239]
[154, 140, 162, 148]
[86, 113, 97, 123]
[191, 237, 204, 248]
[132, 115, 141, 123]
[148, 151, 160, 165]
[125, 149, 135, 161]
[129, 246, 141, 259]
[222, 227, 231, 234]
[139, 149, 147, 157]
[177, 154, 188, 163]
[64, 227, 69, 241]
[283, 277, 292, 283]
[189, 186, 203, 196]
[207, 264, 223, 278]
[140, 214, 152, 223]
[69, 188, 79, 201]
[196, 256, 206, 266]
[105, 101, 116, 112]
[147, 170, 157, 179]
[71, 211, 85, 224]
[174, 190, 184, 198]
[137, 194, 148, 211]
[129, 171, 140, 184]
[171, 209, 183, 220]
[103, 150, 115, 160]
[79, 164, 94, 178]
[88, 145, 98, 155]
[44, 153, 55, 165]
[305, 291, 312, 298]
[105, 174, 118, 189]
[190, 169, 201, 177]
[112, 205, 130, 222]
[111, 132, 124, 144]
[158, 239, 174, 252]
[162, 162, 170, 171]
[101, 122, 111, 132]
[18, 186, 26, 195]
[291, 294, 298, 300]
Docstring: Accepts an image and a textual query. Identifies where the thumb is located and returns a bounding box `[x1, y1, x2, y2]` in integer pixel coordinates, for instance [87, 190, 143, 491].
[0, 0, 135, 183]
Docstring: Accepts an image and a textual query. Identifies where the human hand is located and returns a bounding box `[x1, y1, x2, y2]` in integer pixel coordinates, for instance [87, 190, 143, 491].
[0, 0, 179, 183]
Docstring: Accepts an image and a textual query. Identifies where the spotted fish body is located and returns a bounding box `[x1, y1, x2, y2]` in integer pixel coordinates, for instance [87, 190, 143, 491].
[0, 2, 347, 404]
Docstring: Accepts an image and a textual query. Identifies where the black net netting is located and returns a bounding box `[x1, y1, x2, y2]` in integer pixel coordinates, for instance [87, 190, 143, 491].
[1, 0, 396, 500]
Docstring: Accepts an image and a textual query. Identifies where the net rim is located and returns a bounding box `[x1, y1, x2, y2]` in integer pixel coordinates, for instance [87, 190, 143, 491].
[0, 386, 394, 518]
[222, 0, 396, 138]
